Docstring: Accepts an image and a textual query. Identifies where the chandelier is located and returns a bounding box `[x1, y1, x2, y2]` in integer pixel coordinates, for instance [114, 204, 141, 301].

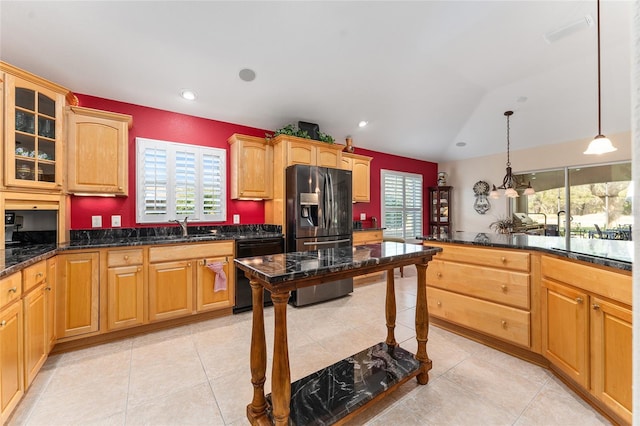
[489, 111, 534, 199]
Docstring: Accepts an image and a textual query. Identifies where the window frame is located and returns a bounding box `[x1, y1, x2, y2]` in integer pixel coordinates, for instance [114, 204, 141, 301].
[380, 169, 423, 240]
[135, 137, 226, 224]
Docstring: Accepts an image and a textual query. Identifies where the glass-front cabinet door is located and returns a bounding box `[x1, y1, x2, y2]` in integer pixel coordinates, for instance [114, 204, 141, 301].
[428, 186, 452, 237]
[4, 74, 64, 190]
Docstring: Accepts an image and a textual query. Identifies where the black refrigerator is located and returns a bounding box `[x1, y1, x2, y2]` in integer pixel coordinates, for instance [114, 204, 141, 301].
[286, 165, 353, 306]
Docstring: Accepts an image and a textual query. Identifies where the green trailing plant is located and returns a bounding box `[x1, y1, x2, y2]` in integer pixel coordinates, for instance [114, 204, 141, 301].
[265, 124, 334, 144]
[489, 216, 515, 234]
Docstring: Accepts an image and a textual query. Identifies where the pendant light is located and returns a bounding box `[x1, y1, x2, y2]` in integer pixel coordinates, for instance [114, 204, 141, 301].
[584, 0, 617, 155]
[491, 111, 535, 199]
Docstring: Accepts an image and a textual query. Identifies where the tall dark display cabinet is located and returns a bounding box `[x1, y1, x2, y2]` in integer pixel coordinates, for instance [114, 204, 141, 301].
[428, 186, 452, 237]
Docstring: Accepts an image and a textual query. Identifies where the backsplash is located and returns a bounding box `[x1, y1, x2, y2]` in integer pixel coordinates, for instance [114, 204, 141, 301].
[70, 224, 282, 242]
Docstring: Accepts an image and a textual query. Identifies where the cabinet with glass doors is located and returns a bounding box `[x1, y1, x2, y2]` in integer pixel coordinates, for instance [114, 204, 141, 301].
[429, 186, 452, 237]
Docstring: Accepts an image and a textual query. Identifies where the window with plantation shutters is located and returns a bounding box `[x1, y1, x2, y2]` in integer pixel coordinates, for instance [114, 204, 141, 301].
[381, 169, 422, 239]
[136, 138, 226, 223]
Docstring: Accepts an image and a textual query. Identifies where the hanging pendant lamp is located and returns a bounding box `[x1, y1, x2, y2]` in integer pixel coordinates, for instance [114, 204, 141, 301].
[584, 0, 617, 155]
[493, 111, 534, 198]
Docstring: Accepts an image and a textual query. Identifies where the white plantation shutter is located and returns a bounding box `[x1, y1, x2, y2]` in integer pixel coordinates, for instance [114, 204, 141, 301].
[381, 170, 422, 239]
[136, 138, 226, 223]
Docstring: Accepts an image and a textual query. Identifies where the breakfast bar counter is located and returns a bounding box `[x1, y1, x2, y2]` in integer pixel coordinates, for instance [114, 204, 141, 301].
[235, 242, 442, 425]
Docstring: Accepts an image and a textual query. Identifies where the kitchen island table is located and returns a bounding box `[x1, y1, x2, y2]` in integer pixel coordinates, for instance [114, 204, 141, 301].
[235, 242, 441, 426]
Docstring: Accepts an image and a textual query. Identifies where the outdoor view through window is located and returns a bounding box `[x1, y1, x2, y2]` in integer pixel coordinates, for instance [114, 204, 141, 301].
[512, 162, 632, 240]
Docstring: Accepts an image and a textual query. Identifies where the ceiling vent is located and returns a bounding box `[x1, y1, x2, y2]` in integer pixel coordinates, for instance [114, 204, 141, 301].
[544, 14, 594, 44]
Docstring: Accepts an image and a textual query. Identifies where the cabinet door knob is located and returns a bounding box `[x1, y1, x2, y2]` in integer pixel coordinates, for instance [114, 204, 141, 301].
[0, 320, 5, 327]
[188, 262, 192, 267]
[36, 272, 43, 277]
[592, 303, 601, 310]
[436, 272, 442, 278]
[575, 297, 583, 304]
[118, 186, 123, 190]
[45, 287, 52, 291]
[501, 320, 507, 328]
[501, 285, 507, 292]
[124, 255, 129, 260]
[8, 287, 17, 293]
[436, 301, 442, 307]
[137, 267, 142, 272]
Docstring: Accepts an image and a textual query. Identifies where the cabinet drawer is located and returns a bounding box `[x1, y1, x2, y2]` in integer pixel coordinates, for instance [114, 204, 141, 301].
[149, 241, 234, 263]
[0, 273, 22, 309]
[427, 243, 530, 272]
[353, 230, 382, 245]
[428, 287, 531, 347]
[22, 261, 47, 293]
[427, 260, 530, 309]
[541, 256, 631, 306]
[108, 249, 144, 267]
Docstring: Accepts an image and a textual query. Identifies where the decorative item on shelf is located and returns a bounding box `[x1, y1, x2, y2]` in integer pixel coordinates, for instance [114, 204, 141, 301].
[437, 171, 448, 186]
[344, 136, 355, 153]
[265, 123, 335, 144]
[473, 232, 491, 244]
[490, 111, 535, 199]
[16, 164, 33, 180]
[489, 216, 515, 234]
[472, 180, 491, 214]
[584, 0, 617, 155]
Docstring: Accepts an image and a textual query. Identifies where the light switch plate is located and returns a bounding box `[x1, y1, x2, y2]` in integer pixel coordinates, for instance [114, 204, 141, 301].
[360, 213, 366, 220]
[91, 215, 102, 228]
[233, 214, 240, 224]
[111, 215, 121, 227]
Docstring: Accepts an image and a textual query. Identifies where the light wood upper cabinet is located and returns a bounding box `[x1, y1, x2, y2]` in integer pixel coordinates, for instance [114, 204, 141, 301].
[228, 134, 273, 200]
[56, 252, 100, 339]
[66, 105, 132, 195]
[341, 152, 372, 203]
[1, 62, 69, 191]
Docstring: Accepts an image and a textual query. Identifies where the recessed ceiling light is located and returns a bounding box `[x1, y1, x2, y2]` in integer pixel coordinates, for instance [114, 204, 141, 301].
[358, 121, 368, 128]
[180, 89, 197, 101]
[456, 142, 467, 147]
[239, 68, 256, 82]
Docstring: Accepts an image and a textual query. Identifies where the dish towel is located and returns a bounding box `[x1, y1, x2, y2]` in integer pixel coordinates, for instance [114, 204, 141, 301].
[206, 262, 227, 292]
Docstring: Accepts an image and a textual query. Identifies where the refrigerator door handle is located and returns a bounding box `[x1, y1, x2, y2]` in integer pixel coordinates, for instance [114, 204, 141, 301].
[303, 238, 351, 246]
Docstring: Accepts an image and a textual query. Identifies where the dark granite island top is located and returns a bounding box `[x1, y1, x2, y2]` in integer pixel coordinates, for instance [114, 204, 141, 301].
[235, 242, 441, 426]
[419, 232, 632, 272]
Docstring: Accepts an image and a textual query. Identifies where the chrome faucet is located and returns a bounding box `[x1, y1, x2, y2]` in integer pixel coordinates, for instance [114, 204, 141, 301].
[171, 216, 189, 236]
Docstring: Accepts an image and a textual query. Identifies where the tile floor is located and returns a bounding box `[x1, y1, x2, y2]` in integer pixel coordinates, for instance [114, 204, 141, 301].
[9, 266, 609, 425]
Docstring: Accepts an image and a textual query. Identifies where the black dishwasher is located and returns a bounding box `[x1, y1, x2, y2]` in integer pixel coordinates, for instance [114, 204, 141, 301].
[234, 237, 285, 313]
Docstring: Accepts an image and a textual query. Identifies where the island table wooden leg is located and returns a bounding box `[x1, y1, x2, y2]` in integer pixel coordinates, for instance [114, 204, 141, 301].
[271, 291, 291, 426]
[414, 262, 432, 385]
[385, 268, 397, 347]
[247, 279, 268, 424]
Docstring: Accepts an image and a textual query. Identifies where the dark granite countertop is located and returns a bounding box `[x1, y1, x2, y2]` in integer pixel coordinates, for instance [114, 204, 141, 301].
[419, 232, 632, 272]
[1, 224, 283, 278]
[234, 242, 441, 286]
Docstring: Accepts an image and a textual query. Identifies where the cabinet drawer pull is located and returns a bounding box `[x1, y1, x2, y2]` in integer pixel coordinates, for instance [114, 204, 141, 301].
[8, 287, 17, 293]
[124, 255, 129, 261]
[592, 303, 601, 310]
[501, 320, 507, 328]
[501, 256, 507, 263]
[36, 272, 44, 278]
[0, 320, 5, 327]
[501, 285, 507, 292]
[436, 272, 442, 278]
[575, 297, 583, 304]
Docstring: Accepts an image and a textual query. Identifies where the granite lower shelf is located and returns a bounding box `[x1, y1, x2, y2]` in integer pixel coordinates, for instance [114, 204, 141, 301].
[266, 342, 420, 425]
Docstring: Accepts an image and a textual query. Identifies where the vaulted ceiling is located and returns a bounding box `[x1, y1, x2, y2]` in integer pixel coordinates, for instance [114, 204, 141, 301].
[0, 1, 632, 162]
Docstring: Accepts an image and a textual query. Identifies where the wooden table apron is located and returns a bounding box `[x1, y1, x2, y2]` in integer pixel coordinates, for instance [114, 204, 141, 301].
[243, 255, 435, 426]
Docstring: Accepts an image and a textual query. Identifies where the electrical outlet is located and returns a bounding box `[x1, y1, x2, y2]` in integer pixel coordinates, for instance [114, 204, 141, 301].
[91, 215, 102, 228]
[111, 215, 121, 227]
[233, 214, 240, 224]
[360, 213, 366, 220]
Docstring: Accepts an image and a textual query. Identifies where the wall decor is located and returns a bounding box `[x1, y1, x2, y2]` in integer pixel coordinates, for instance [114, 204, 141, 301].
[472, 180, 491, 214]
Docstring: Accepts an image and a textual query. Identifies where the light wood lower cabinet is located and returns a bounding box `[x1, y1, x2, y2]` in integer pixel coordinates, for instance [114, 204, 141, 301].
[23, 284, 47, 388]
[56, 252, 100, 338]
[107, 249, 144, 330]
[148, 260, 194, 322]
[0, 299, 23, 424]
[590, 298, 632, 423]
[196, 257, 233, 312]
[353, 230, 384, 284]
[541, 279, 589, 387]
[45, 258, 56, 352]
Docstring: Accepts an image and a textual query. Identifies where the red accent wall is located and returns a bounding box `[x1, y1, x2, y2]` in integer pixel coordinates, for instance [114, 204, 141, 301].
[71, 94, 438, 230]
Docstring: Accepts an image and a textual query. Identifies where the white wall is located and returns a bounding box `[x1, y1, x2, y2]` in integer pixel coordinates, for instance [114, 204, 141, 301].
[439, 131, 632, 233]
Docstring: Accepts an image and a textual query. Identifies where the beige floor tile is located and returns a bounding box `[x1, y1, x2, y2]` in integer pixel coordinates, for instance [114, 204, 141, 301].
[128, 335, 208, 406]
[131, 323, 192, 348]
[125, 382, 224, 425]
[56, 337, 133, 366]
[209, 372, 255, 425]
